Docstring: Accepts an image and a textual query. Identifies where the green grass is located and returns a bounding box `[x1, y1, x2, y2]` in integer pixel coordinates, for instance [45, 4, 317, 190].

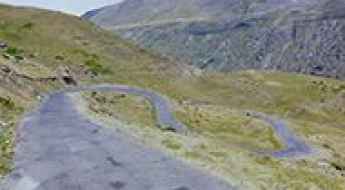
[84, 58, 110, 74]
[175, 105, 283, 150]
[0, 124, 15, 175]
[1, 4, 345, 189]
[5, 47, 22, 56]
[0, 5, 169, 177]
[79, 71, 345, 190]
[83, 92, 156, 128]
[0, 95, 24, 175]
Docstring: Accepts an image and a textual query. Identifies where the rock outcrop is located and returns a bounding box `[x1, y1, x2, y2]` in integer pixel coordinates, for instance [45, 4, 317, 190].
[84, 0, 345, 79]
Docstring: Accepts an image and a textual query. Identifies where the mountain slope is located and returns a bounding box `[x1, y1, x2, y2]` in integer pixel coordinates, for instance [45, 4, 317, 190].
[1, 3, 345, 190]
[84, 0, 345, 79]
[84, 0, 303, 27]
[0, 3, 187, 175]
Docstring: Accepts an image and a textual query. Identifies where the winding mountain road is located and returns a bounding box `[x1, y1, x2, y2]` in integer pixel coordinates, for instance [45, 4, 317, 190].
[250, 112, 312, 158]
[73, 85, 187, 133]
[1, 84, 311, 190]
[1, 86, 233, 190]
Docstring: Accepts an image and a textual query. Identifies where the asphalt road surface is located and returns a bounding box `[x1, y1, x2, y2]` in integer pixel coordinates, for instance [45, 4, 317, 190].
[1, 84, 312, 190]
[250, 112, 312, 158]
[1, 89, 233, 190]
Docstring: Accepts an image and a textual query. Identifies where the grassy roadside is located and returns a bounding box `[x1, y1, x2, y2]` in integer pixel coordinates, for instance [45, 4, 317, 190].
[0, 4, 345, 189]
[0, 100, 22, 175]
[0, 89, 31, 175]
[80, 91, 282, 151]
[74, 70, 345, 190]
[0, 3, 182, 175]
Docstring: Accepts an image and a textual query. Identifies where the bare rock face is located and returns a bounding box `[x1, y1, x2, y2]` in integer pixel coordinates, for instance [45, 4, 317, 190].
[84, 0, 345, 79]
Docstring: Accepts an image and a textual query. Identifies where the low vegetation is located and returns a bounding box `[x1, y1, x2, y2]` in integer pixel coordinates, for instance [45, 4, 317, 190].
[0, 3, 345, 189]
[83, 92, 155, 127]
[78, 71, 345, 190]
[175, 105, 282, 150]
[0, 95, 24, 175]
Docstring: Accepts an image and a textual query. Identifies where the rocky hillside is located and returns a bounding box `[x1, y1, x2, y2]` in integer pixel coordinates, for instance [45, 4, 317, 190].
[0, 3, 185, 175]
[1, 4, 345, 189]
[84, 0, 345, 79]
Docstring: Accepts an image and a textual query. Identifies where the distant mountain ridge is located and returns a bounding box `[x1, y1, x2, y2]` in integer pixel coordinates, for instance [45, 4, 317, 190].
[84, 0, 345, 79]
[84, 0, 303, 26]
[81, 7, 105, 20]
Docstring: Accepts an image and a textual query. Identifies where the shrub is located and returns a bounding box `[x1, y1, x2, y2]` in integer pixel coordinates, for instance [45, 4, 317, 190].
[85, 59, 110, 74]
[22, 22, 34, 30]
[5, 47, 22, 56]
[0, 97, 15, 110]
[14, 55, 24, 62]
[55, 55, 64, 61]
[5, 47, 18, 55]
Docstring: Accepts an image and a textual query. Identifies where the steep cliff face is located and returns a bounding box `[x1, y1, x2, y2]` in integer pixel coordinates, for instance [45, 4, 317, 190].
[84, 0, 345, 79]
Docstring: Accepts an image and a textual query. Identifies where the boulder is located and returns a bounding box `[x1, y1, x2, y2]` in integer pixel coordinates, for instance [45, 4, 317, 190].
[0, 41, 8, 49]
[56, 66, 78, 86]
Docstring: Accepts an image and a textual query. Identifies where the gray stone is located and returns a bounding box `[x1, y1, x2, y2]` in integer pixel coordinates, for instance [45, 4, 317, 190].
[0, 42, 7, 49]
